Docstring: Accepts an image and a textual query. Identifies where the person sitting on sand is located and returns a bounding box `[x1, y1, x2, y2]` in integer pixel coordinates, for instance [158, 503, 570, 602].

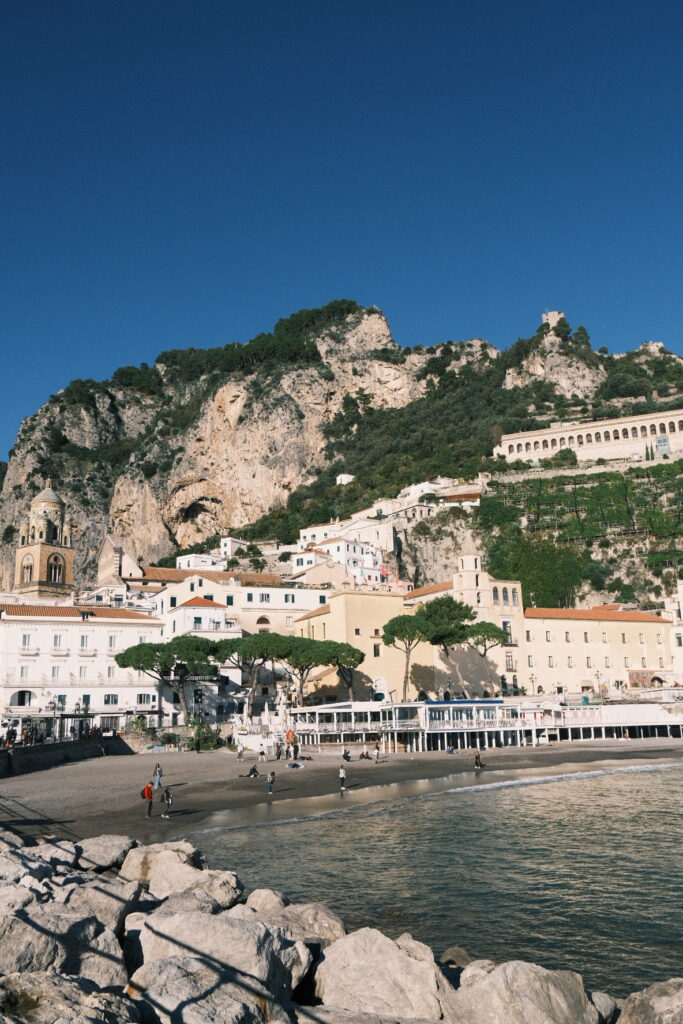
[245, 765, 260, 778]
[288, 761, 303, 769]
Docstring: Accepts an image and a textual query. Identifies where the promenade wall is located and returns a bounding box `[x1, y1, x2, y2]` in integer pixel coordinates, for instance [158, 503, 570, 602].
[0, 735, 133, 778]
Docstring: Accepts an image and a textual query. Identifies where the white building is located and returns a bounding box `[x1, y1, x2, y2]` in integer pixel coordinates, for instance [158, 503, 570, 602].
[176, 553, 225, 570]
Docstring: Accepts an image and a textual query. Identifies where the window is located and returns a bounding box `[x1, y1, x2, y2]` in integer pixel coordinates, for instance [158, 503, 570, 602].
[80, 635, 88, 649]
[505, 653, 513, 670]
[676, 634, 682, 648]
[19, 666, 28, 680]
[548, 656, 554, 668]
[605, 657, 610, 668]
[641, 657, 646, 668]
[79, 666, 87, 679]
[104, 694, 119, 705]
[354, 628, 361, 635]
[584, 632, 589, 643]
[373, 644, 380, 657]
[659, 657, 664, 668]
[602, 633, 607, 644]
[568, 656, 573, 668]
[190, 583, 195, 593]
[247, 593, 253, 603]
[21, 634, 30, 648]
[502, 587, 509, 604]
[296, 558, 303, 566]
[657, 634, 662, 645]
[47, 554, 64, 583]
[624, 657, 629, 668]
[565, 631, 570, 643]
[319, 596, 326, 605]
[226, 595, 233, 606]
[586, 657, 592, 668]
[621, 633, 627, 644]
[53, 634, 61, 649]
[285, 616, 293, 628]
[492, 587, 499, 605]
[259, 593, 270, 604]
[639, 633, 645, 644]
[525, 630, 531, 642]
[512, 589, 519, 606]
[284, 594, 295, 604]
[545, 630, 551, 642]
[108, 635, 116, 650]
[527, 656, 533, 667]
[193, 616, 202, 628]
[107, 666, 115, 679]
[137, 693, 152, 704]
[170, 597, 176, 608]
[51, 666, 59, 680]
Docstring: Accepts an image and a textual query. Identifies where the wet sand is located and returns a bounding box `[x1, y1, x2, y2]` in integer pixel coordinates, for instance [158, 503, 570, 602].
[0, 738, 681, 845]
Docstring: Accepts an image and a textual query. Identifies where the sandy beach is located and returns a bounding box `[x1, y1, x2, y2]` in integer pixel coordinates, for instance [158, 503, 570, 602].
[0, 737, 681, 845]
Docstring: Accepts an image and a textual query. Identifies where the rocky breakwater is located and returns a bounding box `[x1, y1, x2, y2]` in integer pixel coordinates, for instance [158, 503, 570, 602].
[0, 828, 678, 1024]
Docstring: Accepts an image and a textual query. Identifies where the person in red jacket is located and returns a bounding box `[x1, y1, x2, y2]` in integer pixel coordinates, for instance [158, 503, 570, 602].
[142, 781, 154, 818]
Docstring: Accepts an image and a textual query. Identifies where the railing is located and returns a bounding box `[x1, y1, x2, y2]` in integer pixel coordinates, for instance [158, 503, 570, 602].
[50, 648, 70, 657]
[78, 648, 97, 657]
[19, 647, 39, 656]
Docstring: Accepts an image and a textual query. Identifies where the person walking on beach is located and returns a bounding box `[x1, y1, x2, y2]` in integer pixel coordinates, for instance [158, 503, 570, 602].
[236, 742, 244, 761]
[161, 787, 174, 818]
[142, 780, 154, 818]
[259, 747, 266, 764]
[339, 764, 346, 791]
[153, 763, 163, 789]
[267, 770, 275, 795]
[474, 750, 482, 769]
[373, 743, 380, 764]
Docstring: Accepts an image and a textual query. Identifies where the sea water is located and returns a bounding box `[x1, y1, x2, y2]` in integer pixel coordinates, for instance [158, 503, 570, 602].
[193, 759, 683, 996]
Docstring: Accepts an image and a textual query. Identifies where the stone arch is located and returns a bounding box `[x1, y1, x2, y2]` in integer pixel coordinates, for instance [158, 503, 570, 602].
[47, 554, 65, 584]
[517, 443, 522, 453]
[679, 420, 683, 431]
[622, 428, 629, 439]
[542, 439, 548, 449]
[502, 587, 509, 604]
[525, 442, 531, 452]
[533, 441, 539, 451]
[640, 425, 647, 436]
[577, 434, 584, 446]
[595, 432, 601, 442]
[585, 433, 592, 443]
[551, 438, 557, 449]
[669, 422, 676, 433]
[659, 423, 666, 434]
[508, 445, 514, 454]
[512, 588, 519, 606]
[492, 587, 500, 605]
[568, 436, 575, 446]
[650, 424, 657, 435]
[9, 690, 36, 707]
[631, 427, 638, 437]
[21, 555, 33, 583]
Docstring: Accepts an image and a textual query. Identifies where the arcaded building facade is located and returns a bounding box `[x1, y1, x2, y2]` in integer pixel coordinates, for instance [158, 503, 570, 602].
[494, 408, 683, 464]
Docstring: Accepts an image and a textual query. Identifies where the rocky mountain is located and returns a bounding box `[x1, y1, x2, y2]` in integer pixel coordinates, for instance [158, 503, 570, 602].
[1, 301, 682, 591]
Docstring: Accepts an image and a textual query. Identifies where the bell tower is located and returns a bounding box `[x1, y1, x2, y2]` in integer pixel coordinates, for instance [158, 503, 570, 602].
[14, 480, 75, 599]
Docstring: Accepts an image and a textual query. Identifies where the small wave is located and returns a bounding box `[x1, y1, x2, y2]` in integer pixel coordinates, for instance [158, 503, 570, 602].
[439, 761, 680, 796]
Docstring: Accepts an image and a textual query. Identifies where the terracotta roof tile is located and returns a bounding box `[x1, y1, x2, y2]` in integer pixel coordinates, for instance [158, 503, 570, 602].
[140, 566, 282, 586]
[524, 608, 670, 623]
[0, 604, 160, 622]
[178, 597, 225, 608]
[406, 581, 452, 600]
[294, 604, 331, 622]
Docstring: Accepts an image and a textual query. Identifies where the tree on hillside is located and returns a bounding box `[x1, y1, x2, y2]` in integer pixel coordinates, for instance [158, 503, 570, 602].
[115, 636, 218, 724]
[414, 596, 476, 662]
[382, 615, 429, 702]
[465, 622, 510, 689]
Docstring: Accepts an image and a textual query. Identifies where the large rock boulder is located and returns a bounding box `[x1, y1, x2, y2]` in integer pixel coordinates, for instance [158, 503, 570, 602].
[23, 840, 78, 870]
[128, 955, 289, 1024]
[61, 875, 142, 935]
[120, 841, 206, 887]
[619, 977, 683, 1023]
[0, 884, 36, 915]
[0, 904, 127, 988]
[146, 854, 242, 907]
[138, 910, 312, 996]
[0, 971, 140, 1023]
[229, 898, 345, 946]
[590, 990, 618, 1024]
[449, 960, 600, 1024]
[0, 829, 24, 853]
[0, 852, 52, 885]
[315, 928, 459, 1020]
[78, 834, 136, 872]
[458, 959, 497, 988]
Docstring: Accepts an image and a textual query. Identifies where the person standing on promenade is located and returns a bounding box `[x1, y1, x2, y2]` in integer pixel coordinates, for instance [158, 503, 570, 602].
[267, 770, 275, 795]
[161, 787, 174, 818]
[259, 748, 266, 764]
[474, 750, 482, 769]
[236, 742, 244, 761]
[339, 764, 346, 791]
[142, 780, 154, 818]
[373, 743, 380, 764]
[153, 763, 163, 789]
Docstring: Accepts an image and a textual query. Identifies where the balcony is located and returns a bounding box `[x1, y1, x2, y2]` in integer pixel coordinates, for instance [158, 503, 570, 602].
[78, 648, 97, 657]
[50, 648, 70, 657]
[19, 647, 39, 656]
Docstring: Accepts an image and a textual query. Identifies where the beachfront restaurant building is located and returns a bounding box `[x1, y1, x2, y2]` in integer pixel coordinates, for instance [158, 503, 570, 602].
[288, 698, 683, 751]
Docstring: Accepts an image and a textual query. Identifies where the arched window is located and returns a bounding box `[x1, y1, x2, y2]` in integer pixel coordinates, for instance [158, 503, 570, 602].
[512, 588, 519, 606]
[9, 690, 33, 707]
[30, 528, 35, 541]
[640, 425, 647, 436]
[577, 435, 584, 446]
[525, 442, 531, 452]
[650, 424, 657, 435]
[679, 420, 683, 431]
[659, 423, 666, 434]
[559, 437, 566, 448]
[551, 438, 557, 448]
[502, 587, 509, 604]
[568, 436, 575, 446]
[631, 427, 638, 438]
[542, 439, 548, 449]
[533, 441, 539, 451]
[21, 556, 33, 583]
[508, 445, 514, 454]
[622, 428, 629, 439]
[47, 555, 64, 584]
[517, 444, 522, 453]
[492, 587, 500, 605]
[585, 434, 592, 444]
[669, 422, 676, 433]
[595, 432, 601, 442]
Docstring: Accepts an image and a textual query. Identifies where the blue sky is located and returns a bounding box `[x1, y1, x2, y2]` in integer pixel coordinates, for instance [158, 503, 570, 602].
[2, 0, 683, 459]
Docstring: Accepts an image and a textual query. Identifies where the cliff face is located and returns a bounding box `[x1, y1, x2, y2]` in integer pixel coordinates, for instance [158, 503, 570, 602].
[0, 308, 429, 585]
